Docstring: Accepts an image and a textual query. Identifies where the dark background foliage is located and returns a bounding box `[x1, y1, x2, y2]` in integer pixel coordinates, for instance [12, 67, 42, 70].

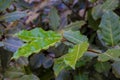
[0, 0, 120, 80]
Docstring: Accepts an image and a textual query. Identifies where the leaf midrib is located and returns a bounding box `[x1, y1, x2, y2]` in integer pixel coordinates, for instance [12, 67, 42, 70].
[108, 19, 114, 46]
[75, 44, 80, 66]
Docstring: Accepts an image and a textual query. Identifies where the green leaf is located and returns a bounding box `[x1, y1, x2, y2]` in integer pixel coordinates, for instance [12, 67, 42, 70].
[92, 5, 103, 20]
[92, 0, 119, 20]
[53, 43, 89, 76]
[4, 65, 39, 80]
[102, 0, 119, 10]
[63, 30, 88, 44]
[0, 0, 12, 11]
[18, 74, 40, 80]
[89, 0, 97, 3]
[53, 57, 67, 76]
[98, 49, 120, 62]
[64, 42, 89, 69]
[64, 21, 85, 30]
[94, 62, 111, 73]
[12, 28, 62, 59]
[97, 11, 120, 46]
[74, 72, 89, 80]
[88, 9, 99, 30]
[112, 61, 120, 78]
[0, 11, 27, 22]
[49, 7, 60, 30]
[4, 65, 25, 79]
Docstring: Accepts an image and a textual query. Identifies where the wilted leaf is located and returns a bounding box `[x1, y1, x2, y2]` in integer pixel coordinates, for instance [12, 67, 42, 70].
[97, 11, 120, 46]
[92, 0, 119, 20]
[12, 28, 62, 59]
[49, 7, 60, 30]
[98, 49, 120, 62]
[63, 30, 88, 44]
[0, 0, 12, 11]
[0, 11, 27, 22]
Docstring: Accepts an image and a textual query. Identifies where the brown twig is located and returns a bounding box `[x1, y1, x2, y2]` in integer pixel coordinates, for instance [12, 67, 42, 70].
[83, 0, 89, 20]
[88, 49, 101, 54]
[61, 0, 84, 20]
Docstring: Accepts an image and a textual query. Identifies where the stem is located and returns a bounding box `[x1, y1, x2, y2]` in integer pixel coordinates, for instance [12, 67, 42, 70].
[88, 49, 101, 54]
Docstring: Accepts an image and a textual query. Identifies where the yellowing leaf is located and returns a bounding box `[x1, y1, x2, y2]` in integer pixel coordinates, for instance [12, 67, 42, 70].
[53, 42, 89, 76]
[12, 28, 62, 59]
[64, 42, 89, 69]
